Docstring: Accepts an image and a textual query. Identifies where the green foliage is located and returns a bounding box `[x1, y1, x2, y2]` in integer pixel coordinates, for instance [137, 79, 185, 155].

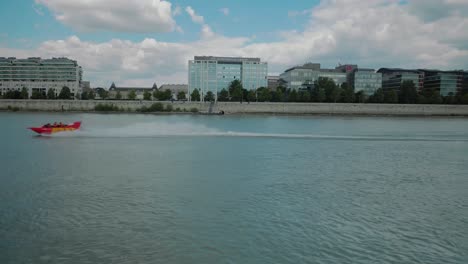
[369, 88, 384, 103]
[58, 86, 72, 99]
[247, 90, 256, 102]
[127, 90, 137, 100]
[257, 87, 271, 102]
[288, 89, 298, 102]
[154, 89, 172, 101]
[81, 91, 89, 100]
[204, 91, 215, 102]
[297, 90, 311, 102]
[229, 80, 243, 101]
[98, 89, 108, 99]
[31, 90, 46, 99]
[165, 104, 173, 112]
[177, 91, 186, 101]
[175, 107, 181, 112]
[190, 107, 199, 113]
[3, 90, 22, 99]
[190, 89, 201, 101]
[341, 83, 355, 103]
[218, 89, 229, 101]
[94, 103, 121, 111]
[88, 91, 95, 100]
[355, 91, 367, 103]
[399, 80, 418, 104]
[139, 102, 165, 112]
[314, 77, 336, 102]
[384, 90, 399, 104]
[7, 105, 20, 111]
[116, 91, 122, 100]
[21, 87, 29, 99]
[143, 90, 152, 100]
[47, 88, 56, 99]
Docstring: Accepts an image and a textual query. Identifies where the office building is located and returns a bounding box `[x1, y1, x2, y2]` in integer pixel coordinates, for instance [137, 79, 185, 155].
[419, 70, 466, 96]
[108, 82, 157, 100]
[188, 56, 268, 101]
[349, 69, 382, 96]
[377, 68, 424, 92]
[280, 63, 347, 90]
[0, 57, 82, 98]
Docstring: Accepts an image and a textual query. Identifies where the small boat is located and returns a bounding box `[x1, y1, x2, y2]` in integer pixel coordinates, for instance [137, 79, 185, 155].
[29, 121, 82, 135]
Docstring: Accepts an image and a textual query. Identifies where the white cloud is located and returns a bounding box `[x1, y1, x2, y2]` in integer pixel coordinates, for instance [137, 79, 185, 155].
[172, 5, 182, 16]
[185, 6, 204, 24]
[220, 8, 229, 16]
[35, 0, 177, 33]
[5, 0, 468, 87]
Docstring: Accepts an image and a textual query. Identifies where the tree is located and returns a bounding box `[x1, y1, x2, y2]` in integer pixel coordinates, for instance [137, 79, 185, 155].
[369, 88, 385, 103]
[58, 86, 71, 99]
[429, 90, 442, 104]
[128, 90, 137, 100]
[218, 89, 229, 101]
[177, 91, 186, 101]
[314, 77, 336, 102]
[88, 91, 95, 100]
[330, 86, 342, 103]
[384, 90, 399, 104]
[47, 88, 56, 99]
[81, 91, 89, 100]
[229, 80, 243, 101]
[31, 90, 46, 99]
[288, 89, 298, 102]
[298, 90, 311, 102]
[116, 91, 122, 100]
[341, 83, 355, 103]
[204, 91, 215, 102]
[21, 87, 29, 99]
[257, 87, 271, 102]
[247, 90, 256, 102]
[190, 89, 200, 101]
[97, 89, 108, 99]
[142, 91, 151, 100]
[399, 80, 418, 104]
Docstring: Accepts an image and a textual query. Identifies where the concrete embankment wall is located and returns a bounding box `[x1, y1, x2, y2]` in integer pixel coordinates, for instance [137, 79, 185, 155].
[1, 99, 468, 116]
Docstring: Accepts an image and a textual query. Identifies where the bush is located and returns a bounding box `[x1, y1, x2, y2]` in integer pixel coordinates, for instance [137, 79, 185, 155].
[7, 105, 20, 112]
[165, 104, 173, 112]
[175, 107, 181, 112]
[94, 103, 120, 111]
[189, 107, 199, 113]
[138, 102, 164, 112]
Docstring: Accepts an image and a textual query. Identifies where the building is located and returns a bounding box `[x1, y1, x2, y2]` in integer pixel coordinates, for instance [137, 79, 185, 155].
[418, 70, 466, 96]
[159, 84, 188, 100]
[349, 68, 382, 96]
[279, 63, 347, 90]
[267, 76, 280, 90]
[377, 68, 424, 92]
[108, 82, 157, 100]
[188, 56, 268, 101]
[0, 57, 82, 98]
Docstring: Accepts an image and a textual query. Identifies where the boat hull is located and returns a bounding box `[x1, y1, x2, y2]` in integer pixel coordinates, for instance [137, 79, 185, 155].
[29, 121, 81, 134]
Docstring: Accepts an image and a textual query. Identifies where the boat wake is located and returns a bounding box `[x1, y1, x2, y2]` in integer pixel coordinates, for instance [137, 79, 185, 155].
[45, 121, 468, 142]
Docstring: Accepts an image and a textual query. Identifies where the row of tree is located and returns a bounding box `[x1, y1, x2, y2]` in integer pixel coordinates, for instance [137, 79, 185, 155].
[86, 89, 187, 101]
[188, 79, 468, 104]
[1, 87, 73, 100]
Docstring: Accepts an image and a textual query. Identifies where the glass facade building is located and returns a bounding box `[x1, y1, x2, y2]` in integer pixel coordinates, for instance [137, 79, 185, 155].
[0, 57, 83, 98]
[420, 70, 466, 96]
[280, 63, 347, 90]
[188, 56, 268, 101]
[378, 68, 424, 92]
[350, 69, 382, 96]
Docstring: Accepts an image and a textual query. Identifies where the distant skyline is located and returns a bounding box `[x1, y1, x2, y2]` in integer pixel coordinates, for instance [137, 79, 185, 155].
[1, 0, 467, 87]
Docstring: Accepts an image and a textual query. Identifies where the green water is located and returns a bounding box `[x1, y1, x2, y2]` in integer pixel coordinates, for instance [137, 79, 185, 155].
[1, 112, 468, 263]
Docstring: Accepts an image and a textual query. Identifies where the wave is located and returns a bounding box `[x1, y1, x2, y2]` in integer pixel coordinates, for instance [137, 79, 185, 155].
[45, 121, 468, 142]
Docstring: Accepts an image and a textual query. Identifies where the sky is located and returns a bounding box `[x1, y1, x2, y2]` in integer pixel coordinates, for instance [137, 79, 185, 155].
[1, 0, 467, 87]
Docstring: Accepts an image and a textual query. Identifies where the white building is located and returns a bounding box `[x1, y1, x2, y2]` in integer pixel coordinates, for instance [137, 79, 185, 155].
[0, 57, 83, 98]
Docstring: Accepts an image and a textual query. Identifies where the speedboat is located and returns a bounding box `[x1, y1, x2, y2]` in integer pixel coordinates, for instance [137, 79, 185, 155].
[29, 121, 81, 135]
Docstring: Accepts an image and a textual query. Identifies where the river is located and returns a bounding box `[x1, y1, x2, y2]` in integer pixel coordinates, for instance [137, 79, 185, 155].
[1, 112, 467, 263]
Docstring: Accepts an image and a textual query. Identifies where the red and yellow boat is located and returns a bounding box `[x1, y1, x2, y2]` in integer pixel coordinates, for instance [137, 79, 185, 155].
[29, 121, 82, 135]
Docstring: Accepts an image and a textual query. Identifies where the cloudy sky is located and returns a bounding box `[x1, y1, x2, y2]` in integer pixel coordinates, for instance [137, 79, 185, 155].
[1, 0, 467, 87]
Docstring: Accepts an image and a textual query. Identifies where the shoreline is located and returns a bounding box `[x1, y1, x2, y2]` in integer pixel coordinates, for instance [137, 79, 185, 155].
[1, 99, 468, 117]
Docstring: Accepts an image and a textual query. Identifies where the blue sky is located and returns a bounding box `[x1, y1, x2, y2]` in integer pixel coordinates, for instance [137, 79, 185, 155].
[1, 0, 467, 87]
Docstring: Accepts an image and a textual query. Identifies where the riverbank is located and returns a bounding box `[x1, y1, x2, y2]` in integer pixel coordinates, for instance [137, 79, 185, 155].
[1, 99, 468, 116]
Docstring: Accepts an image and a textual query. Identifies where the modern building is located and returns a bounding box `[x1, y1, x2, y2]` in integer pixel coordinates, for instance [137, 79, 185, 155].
[377, 68, 424, 92]
[349, 68, 382, 96]
[188, 56, 268, 101]
[267, 76, 280, 90]
[418, 70, 467, 96]
[108, 82, 157, 100]
[0, 57, 83, 98]
[279, 63, 347, 90]
[159, 84, 188, 100]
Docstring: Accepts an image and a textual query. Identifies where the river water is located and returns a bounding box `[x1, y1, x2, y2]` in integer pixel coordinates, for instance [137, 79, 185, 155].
[1, 112, 467, 263]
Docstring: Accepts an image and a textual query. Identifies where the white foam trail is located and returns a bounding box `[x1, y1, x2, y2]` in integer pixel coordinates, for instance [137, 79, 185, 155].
[46, 121, 468, 142]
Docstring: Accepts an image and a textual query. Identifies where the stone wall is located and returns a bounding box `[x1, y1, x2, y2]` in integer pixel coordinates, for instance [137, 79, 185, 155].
[1, 99, 468, 116]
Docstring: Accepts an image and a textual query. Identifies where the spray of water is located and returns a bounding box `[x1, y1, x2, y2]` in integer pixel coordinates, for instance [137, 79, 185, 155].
[44, 121, 468, 142]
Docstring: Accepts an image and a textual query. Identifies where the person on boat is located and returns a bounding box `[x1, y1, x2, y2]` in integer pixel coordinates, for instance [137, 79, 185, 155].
[59, 122, 63, 127]
[53, 122, 58, 127]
